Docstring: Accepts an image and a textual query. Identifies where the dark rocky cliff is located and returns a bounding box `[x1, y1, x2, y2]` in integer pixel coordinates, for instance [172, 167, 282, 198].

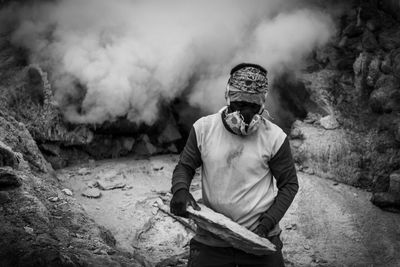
[285, 0, 400, 211]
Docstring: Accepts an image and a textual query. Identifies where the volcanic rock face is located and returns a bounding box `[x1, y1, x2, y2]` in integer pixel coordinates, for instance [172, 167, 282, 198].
[290, 0, 400, 197]
[2, 64, 186, 169]
[0, 111, 51, 173]
[7, 65, 94, 147]
[369, 74, 400, 113]
[0, 115, 148, 266]
[0, 49, 148, 265]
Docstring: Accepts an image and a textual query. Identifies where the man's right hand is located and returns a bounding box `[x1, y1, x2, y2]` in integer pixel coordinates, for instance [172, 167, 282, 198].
[170, 189, 200, 218]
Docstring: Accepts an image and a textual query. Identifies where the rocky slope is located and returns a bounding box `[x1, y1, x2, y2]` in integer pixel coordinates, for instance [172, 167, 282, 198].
[0, 109, 151, 266]
[287, 1, 400, 211]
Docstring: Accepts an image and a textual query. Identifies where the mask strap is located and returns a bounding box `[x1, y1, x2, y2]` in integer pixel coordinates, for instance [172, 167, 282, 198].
[258, 91, 269, 114]
[258, 104, 264, 115]
[226, 84, 231, 105]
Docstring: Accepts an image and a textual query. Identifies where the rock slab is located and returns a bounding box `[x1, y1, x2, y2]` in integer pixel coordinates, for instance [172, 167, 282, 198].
[61, 188, 73, 196]
[319, 115, 339, 130]
[187, 204, 276, 255]
[81, 188, 102, 199]
[96, 180, 126, 190]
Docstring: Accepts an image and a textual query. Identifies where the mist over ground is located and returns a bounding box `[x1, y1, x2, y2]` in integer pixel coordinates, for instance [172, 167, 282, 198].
[1, 0, 336, 125]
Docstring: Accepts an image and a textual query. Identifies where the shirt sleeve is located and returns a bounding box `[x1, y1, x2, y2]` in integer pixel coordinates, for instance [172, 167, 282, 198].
[259, 137, 299, 231]
[171, 126, 203, 194]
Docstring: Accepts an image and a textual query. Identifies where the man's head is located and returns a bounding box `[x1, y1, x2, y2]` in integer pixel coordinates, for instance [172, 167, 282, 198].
[225, 63, 268, 124]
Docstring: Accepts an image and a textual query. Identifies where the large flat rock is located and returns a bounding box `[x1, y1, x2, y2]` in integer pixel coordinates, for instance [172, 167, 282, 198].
[187, 204, 276, 255]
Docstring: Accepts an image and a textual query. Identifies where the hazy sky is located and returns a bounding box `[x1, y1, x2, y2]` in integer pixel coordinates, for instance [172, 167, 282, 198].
[2, 0, 335, 124]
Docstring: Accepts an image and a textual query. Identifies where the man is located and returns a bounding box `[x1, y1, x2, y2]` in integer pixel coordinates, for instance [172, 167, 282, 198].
[170, 63, 299, 267]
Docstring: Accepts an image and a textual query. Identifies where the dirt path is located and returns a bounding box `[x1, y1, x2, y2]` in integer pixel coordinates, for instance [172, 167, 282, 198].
[57, 155, 400, 266]
[280, 173, 400, 266]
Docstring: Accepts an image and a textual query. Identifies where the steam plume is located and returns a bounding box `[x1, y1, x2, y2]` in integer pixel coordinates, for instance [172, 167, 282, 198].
[1, 0, 335, 124]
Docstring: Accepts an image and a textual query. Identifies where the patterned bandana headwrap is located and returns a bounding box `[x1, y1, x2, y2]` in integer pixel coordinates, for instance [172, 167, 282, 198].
[225, 65, 269, 106]
[223, 64, 268, 136]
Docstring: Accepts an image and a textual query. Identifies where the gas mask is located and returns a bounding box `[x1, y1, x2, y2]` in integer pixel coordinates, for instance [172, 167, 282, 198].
[224, 108, 262, 136]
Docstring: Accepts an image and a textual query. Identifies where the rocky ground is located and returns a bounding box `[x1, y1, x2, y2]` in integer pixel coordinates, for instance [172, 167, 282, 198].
[57, 155, 187, 264]
[56, 154, 400, 267]
[1, 1, 400, 266]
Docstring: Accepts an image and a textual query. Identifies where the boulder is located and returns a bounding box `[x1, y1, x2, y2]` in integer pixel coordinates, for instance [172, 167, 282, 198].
[157, 123, 182, 144]
[319, 115, 340, 130]
[81, 188, 102, 199]
[374, 74, 399, 90]
[369, 75, 400, 113]
[120, 137, 135, 156]
[96, 169, 121, 181]
[314, 45, 338, 66]
[187, 204, 276, 255]
[61, 188, 73, 196]
[379, 26, 400, 51]
[371, 192, 400, 212]
[0, 167, 22, 189]
[380, 54, 392, 74]
[389, 171, 400, 194]
[366, 18, 381, 32]
[78, 167, 91, 175]
[303, 113, 320, 124]
[290, 126, 304, 140]
[362, 29, 379, 52]
[132, 135, 158, 156]
[167, 144, 178, 154]
[369, 87, 400, 113]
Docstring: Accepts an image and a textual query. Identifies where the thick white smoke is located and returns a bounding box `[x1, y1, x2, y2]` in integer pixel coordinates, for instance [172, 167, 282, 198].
[2, 0, 335, 124]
